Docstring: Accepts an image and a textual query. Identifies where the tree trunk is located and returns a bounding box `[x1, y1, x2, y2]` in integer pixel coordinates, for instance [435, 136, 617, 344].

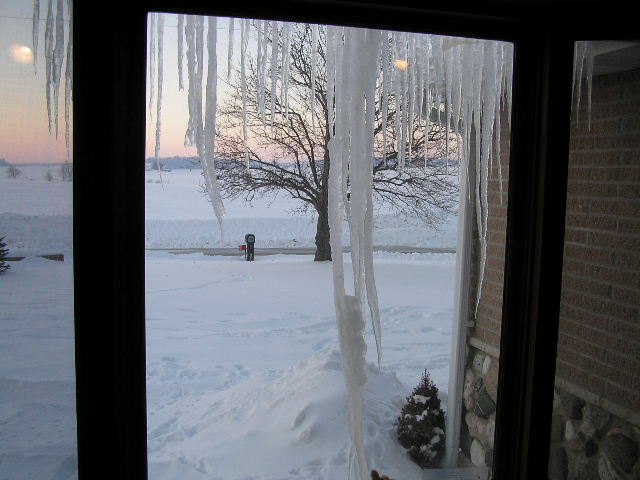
[314, 201, 332, 261]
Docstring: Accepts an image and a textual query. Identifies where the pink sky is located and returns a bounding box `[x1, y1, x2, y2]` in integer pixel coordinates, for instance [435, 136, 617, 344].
[1, 2, 70, 164]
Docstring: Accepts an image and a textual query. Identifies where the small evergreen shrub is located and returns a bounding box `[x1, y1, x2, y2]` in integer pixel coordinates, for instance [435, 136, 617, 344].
[0, 237, 11, 274]
[396, 370, 446, 468]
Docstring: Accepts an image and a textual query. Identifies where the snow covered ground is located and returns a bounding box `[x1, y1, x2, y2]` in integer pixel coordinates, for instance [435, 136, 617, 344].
[1, 166, 459, 480]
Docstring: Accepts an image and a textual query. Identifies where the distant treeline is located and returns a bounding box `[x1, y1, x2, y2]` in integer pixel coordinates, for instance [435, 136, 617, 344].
[145, 156, 201, 170]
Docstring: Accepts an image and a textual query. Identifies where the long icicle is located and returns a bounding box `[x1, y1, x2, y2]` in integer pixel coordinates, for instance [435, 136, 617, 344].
[381, 31, 390, 164]
[148, 13, 156, 122]
[64, 0, 72, 159]
[259, 20, 269, 124]
[177, 15, 184, 90]
[311, 23, 319, 130]
[51, 0, 64, 137]
[204, 16, 226, 242]
[240, 18, 249, 168]
[32, 0, 40, 74]
[44, 0, 54, 133]
[154, 14, 165, 186]
[270, 21, 278, 128]
[227, 18, 234, 83]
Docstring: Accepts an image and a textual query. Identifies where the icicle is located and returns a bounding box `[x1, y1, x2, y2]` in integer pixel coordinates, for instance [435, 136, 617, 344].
[240, 18, 249, 168]
[407, 35, 416, 163]
[431, 36, 445, 137]
[282, 22, 292, 119]
[258, 20, 269, 124]
[227, 18, 234, 83]
[154, 15, 165, 186]
[504, 43, 513, 129]
[328, 26, 382, 480]
[572, 42, 586, 127]
[195, 16, 205, 153]
[204, 16, 226, 242]
[183, 16, 200, 148]
[494, 43, 504, 203]
[270, 21, 278, 127]
[51, 0, 64, 137]
[256, 20, 264, 119]
[443, 44, 454, 162]
[326, 26, 336, 138]
[392, 35, 402, 168]
[32, 0, 40, 75]
[64, 0, 72, 159]
[422, 38, 432, 167]
[584, 42, 594, 131]
[381, 31, 390, 163]
[177, 15, 184, 91]
[311, 23, 319, 130]
[44, 0, 54, 133]
[472, 42, 485, 316]
[475, 42, 497, 315]
[148, 13, 156, 121]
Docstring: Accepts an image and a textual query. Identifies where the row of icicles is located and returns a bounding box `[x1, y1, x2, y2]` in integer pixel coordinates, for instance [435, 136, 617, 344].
[35, 7, 595, 478]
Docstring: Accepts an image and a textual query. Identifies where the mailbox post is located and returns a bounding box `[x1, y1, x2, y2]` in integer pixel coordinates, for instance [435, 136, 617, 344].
[244, 233, 255, 261]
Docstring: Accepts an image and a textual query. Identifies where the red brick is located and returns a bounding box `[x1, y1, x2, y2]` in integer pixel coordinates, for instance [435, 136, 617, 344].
[607, 318, 640, 340]
[563, 243, 614, 265]
[594, 134, 640, 151]
[562, 274, 612, 298]
[569, 151, 621, 167]
[567, 182, 617, 199]
[564, 229, 588, 245]
[617, 217, 640, 235]
[565, 197, 589, 214]
[610, 285, 640, 306]
[622, 117, 640, 132]
[613, 251, 640, 270]
[621, 150, 640, 164]
[557, 361, 607, 395]
[617, 184, 640, 201]
[559, 304, 608, 331]
[558, 333, 607, 362]
[565, 213, 617, 231]
[589, 199, 640, 217]
[605, 383, 640, 410]
[605, 343, 640, 366]
[591, 166, 640, 183]
[582, 263, 639, 289]
[588, 230, 640, 251]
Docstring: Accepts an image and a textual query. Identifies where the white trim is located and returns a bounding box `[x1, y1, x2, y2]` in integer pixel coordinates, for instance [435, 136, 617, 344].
[444, 160, 473, 467]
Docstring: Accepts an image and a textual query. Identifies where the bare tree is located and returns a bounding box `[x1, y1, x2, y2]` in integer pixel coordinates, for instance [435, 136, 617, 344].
[215, 24, 458, 261]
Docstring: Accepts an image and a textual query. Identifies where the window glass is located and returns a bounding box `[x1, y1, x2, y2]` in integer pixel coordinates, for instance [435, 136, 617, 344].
[548, 40, 640, 480]
[145, 14, 512, 479]
[0, 0, 76, 478]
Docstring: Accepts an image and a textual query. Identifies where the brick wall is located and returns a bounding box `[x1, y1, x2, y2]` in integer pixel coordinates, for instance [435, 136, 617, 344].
[468, 118, 510, 351]
[556, 67, 640, 413]
[469, 68, 640, 416]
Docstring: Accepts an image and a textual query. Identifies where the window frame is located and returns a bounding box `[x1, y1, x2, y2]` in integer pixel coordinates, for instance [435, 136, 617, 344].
[72, 1, 638, 479]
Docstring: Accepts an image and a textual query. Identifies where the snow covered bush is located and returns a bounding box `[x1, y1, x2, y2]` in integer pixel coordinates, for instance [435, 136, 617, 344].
[396, 370, 446, 468]
[0, 237, 11, 274]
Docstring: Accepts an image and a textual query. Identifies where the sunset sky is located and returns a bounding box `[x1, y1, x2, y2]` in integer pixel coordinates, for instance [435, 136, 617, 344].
[0, 0, 70, 164]
[0, 1, 239, 164]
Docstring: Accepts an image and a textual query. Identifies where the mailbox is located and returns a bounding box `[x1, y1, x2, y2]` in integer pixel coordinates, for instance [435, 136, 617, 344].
[244, 233, 255, 261]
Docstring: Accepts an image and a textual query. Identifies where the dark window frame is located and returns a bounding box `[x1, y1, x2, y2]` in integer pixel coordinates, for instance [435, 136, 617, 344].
[72, 1, 637, 479]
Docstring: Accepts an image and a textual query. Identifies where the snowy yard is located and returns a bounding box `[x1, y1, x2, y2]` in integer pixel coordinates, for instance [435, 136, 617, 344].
[1, 166, 459, 479]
